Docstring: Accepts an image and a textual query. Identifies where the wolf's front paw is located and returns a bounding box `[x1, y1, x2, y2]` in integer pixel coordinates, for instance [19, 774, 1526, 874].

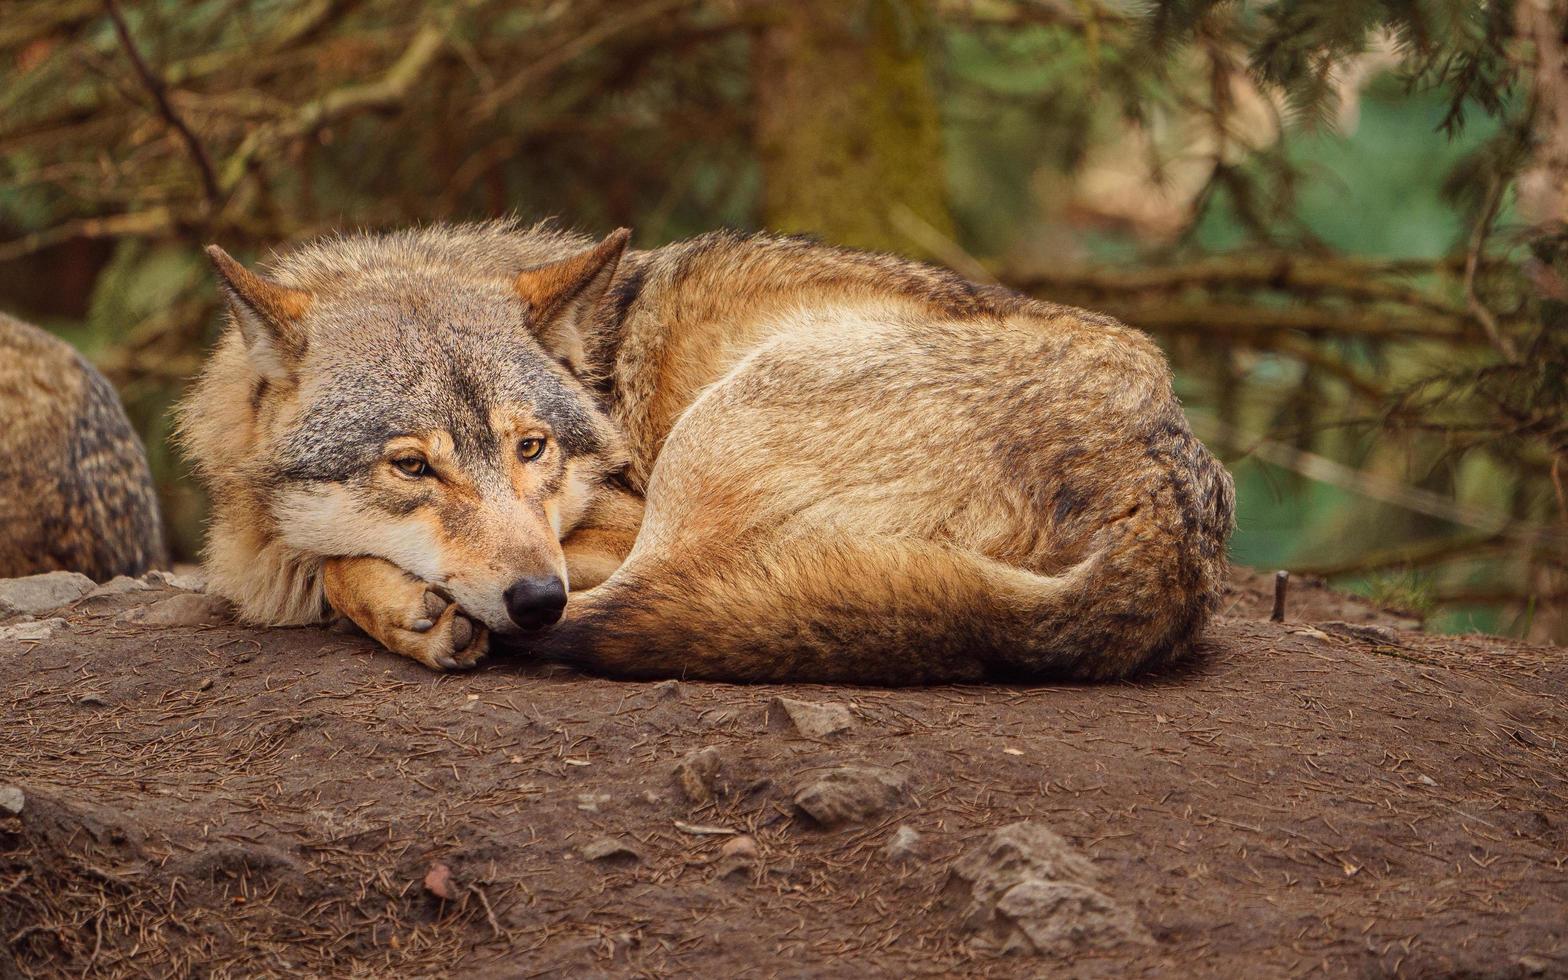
[321, 556, 489, 672]
[404, 589, 489, 671]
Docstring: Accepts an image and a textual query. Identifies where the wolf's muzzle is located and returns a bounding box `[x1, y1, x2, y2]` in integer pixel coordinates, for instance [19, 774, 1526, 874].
[504, 576, 567, 631]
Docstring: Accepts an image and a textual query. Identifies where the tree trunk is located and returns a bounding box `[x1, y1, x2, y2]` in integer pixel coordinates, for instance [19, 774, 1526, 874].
[751, 0, 953, 253]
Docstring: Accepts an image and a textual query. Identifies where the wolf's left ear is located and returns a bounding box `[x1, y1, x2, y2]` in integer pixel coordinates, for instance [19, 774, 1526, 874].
[205, 245, 313, 381]
[513, 228, 631, 371]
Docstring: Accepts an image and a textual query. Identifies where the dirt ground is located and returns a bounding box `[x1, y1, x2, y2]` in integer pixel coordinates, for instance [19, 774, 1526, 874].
[1, 568, 1564, 978]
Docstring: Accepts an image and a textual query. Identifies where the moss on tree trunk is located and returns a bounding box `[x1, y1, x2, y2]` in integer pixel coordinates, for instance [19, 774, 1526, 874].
[752, 0, 953, 253]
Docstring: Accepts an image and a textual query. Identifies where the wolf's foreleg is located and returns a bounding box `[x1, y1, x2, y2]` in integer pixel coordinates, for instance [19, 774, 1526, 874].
[321, 556, 489, 671]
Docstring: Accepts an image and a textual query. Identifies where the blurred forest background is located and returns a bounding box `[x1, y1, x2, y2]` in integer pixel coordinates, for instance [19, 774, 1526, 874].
[0, 0, 1564, 640]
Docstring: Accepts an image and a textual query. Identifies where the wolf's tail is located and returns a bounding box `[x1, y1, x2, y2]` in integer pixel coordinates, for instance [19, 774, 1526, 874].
[531, 499, 1231, 685]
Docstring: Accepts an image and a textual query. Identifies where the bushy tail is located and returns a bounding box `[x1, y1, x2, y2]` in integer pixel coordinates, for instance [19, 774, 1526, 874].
[530, 511, 1225, 685]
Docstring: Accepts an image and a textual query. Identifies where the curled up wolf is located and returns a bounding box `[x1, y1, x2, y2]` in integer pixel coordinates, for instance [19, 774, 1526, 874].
[179, 222, 1234, 684]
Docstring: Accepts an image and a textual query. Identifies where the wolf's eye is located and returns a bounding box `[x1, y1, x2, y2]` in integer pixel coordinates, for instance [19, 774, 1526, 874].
[517, 437, 547, 462]
[391, 456, 430, 478]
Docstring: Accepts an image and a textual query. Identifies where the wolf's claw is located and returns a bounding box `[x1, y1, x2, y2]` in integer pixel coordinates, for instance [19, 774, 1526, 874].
[402, 602, 486, 672]
[448, 616, 474, 651]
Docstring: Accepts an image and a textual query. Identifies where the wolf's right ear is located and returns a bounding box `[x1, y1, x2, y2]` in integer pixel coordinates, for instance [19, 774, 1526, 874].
[205, 245, 312, 380]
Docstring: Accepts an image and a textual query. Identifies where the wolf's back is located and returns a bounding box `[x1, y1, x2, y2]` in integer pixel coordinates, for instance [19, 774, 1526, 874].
[533, 437, 1234, 686]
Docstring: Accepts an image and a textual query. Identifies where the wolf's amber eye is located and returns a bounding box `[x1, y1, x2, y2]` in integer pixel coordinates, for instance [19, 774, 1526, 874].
[517, 437, 547, 462]
[391, 456, 430, 478]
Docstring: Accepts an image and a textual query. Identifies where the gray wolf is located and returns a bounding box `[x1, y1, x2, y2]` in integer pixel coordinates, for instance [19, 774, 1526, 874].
[180, 222, 1233, 682]
[0, 312, 167, 580]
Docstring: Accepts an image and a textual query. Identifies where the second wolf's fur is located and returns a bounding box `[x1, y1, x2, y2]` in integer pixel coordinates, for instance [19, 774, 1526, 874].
[182, 222, 1233, 683]
[0, 313, 166, 581]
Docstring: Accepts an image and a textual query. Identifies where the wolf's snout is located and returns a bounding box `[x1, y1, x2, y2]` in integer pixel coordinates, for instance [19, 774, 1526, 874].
[504, 576, 567, 631]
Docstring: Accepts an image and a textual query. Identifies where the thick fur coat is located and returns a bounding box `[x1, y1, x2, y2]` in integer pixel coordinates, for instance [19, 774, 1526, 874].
[180, 222, 1234, 683]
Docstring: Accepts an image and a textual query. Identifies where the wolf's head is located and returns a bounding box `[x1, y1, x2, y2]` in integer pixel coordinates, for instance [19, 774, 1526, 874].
[186, 224, 631, 635]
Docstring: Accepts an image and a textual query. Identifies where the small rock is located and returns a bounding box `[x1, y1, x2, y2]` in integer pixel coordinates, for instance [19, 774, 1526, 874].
[885, 825, 924, 861]
[993, 880, 1151, 956]
[767, 696, 855, 738]
[648, 679, 683, 700]
[0, 785, 24, 816]
[141, 569, 207, 592]
[712, 836, 759, 880]
[0, 571, 94, 617]
[581, 836, 643, 863]
[122, 593, 232, 627]
[793, 766, 907, 827]
[0, 618, 65, 643]
[576, 792, 612, 813]
[88, 575, 156, 598]
[945, 820, 1150, 956]
[1416, 774, 1437, 787]
[673, 746, 724, 804]
[423, 861, 455, 900]
[1519, 955, 1549, 976]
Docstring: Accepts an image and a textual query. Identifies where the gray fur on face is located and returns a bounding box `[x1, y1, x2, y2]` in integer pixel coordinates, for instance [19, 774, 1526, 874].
[269, 285, 608, 484]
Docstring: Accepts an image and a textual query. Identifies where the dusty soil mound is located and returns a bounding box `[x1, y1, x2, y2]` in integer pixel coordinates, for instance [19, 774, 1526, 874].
[1, 570, 1563, 977]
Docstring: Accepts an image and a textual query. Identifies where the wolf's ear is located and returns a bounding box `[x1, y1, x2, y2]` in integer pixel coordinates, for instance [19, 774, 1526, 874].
[205, 245, 312, 380]
[513, 228, 631, 371]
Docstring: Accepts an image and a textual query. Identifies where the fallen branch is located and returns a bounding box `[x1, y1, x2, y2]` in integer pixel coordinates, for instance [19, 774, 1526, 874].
[1289, 533, 1515, 578]
[1188, 409, 1568, 548]
[0, 208, 174, 263]
[1084, 300, 1480, 345]
[1006, 253, 1468, 315]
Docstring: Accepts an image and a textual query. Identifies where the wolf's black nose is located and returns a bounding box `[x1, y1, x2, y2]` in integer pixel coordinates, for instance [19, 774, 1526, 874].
[504, 576, 567, 631]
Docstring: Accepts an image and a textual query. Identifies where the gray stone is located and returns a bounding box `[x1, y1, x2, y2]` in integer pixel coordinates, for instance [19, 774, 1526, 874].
[581, 836, 642, 863]
[885, 824, 924, 861]
[140, 569, 208, 592]
[0, 785, 23, 816]
[991, 880, 1151, 956]
[88, 575, 156, 598]
[122, 593, 232, 627]
[673, 746, 724, 804]
[793, 765, 907, 826]
[767, 696, 855, 738]
[945, 820, 1150, 956]
[0, 618, 65, 643]
[0, 572, 94, 616]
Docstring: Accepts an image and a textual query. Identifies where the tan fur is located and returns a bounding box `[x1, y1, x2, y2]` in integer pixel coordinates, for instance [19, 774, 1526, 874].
[0, 312, 167, 581]
[321, 556, 489, 671]
[181, 221, 1233, 683]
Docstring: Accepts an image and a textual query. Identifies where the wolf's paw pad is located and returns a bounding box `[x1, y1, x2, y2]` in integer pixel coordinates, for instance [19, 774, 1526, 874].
[399, 590, 488, 672]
